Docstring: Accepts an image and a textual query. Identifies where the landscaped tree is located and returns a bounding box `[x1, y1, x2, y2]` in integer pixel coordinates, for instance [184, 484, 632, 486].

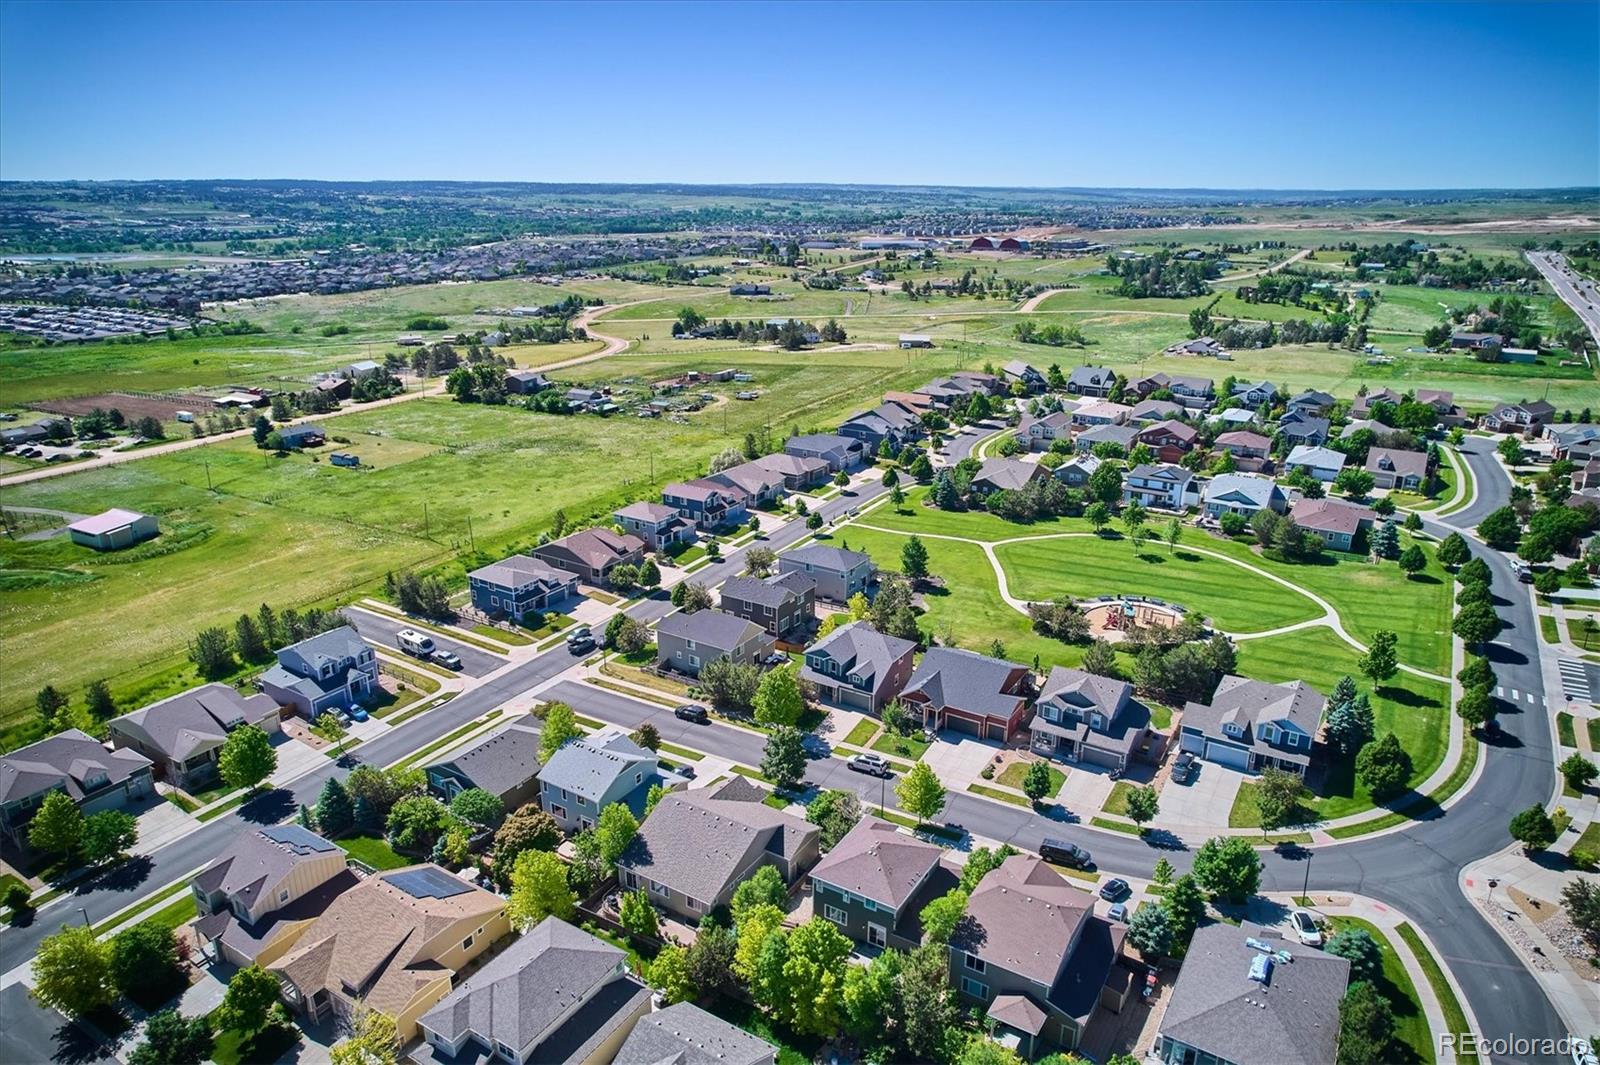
[28, 791, 84, 859]
[188, 625, 236, 679]
[733, 902, 787, 982]
[214, 963, 281, 1036]
[959, 845, 1019, 893]
[770, 917, 854, 1036]
[1126, 900, 1174, 958]
[330, 1007, 399, 1065]
[1436, 532, 1470, 569]
[1022, 761, 1055, 806]
[958, 1037, 1025, 1065]
[698, 658, 761, 712]
[81, 810, 138, 864]
[919, 888, 968, 944]
[647, 944, 693, 1003]
[1163, 517, 1184, 553]
[490, 805, 561, 882]
[1560, 877, 1600, 945]
[128, 1009, 213, 1065]
[314, 711, 348, 754]
[1358, 630, 1399, 687]
[1085, 501, 1111, 533]
[901, 535, 930, 580]
[753, 665, 805, 727]
[1355, 733, 1412, 800]
[1081, 638, 1120, 678]
[1162, 874, 1207, 952]
[1534, 568, 1562, 597]
[538, 701, 582, 762]
[316, 777, 354, 837]
[1508, 804, 1558, 852]
[896, 762, 946, 825]
[507, 849, 576, 929]
[1397, 544, 1427, 578]
[1453, 601, 1503, 648]
[1477, 505, 1521, 550]
[449, 787, 505, 829]
[1325, 926, 1383, 983]
[83, 679, 116, 721]
[1338, 980, 1396, 1065]
[1334, 468, 1375, 499]
[31, 924, 114, 1018]
[219, 724, 277, 791]
[805, 788, 863, 851]
[686, 922, 739, 998]
[1124, 784, 1160, 831]
[732, 864, 788, 920]
[1191, 836, 1262, 902]
[1254, 767, 1310, 830]
[744, 546, 777, 577]
[1325, 691, 1376, 758]
[1560, 753, 1598, 792]
[35, 685, 68, 728]
[761, 725, 807, 791]
[1455, 685, 1494, 729]
[618, 889, 661, 940]
[594, 802, 639, 869]
[842, 947, 900, 1044]
[673, 581, 714, 613]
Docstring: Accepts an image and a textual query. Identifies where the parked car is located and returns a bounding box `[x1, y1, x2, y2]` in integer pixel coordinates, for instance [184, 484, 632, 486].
[847, 752, 892, 777]
[1098, 878, 1131, 902]
[1514, 561, 1533, 583]
[349, 707, 369, 723]
[1039, 838, 1092, 869]
[674, 763, 696, 780]
[674, 704, 709, 724]
[567, 633, 595, 654]
[431, 649, 463, 670]
[1171, 751, 1197, 784]
[1107, 901, 1129, 923]
[1290, 910, 1323, 947]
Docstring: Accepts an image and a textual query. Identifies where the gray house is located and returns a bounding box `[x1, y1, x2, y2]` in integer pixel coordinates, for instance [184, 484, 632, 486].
[0, 729, 155, 848]
[1179, 675, 1327, 776]
[811, 816, 957, 951]
[838, 403, 923, 453]
[537, 727, 683, 833]
[468, 554, 580, 622]
[1001, 360, 1048, 394]
[1030, 668, 1148, 770]
[656, 609, 775, 677]
[1073, 423, 1138, 454]
[1154, 922, 1350, 1065]
[1066, 366, 1115, 398]
[1366, 447, 1428, 491]
[108, 683, 282, 791]
[258, 625, 380, 719]
[1020, 411, 1075, 451]
[413, 916, 652, 1065]
[799, 622, 917, 712]
[750, 452, 830, 491]
[612, 1003, 776, 1065]
[617, 779, 820, 924]
[784, 433, 866, 472]
[425, 722, 542, 815]
[1203, 474, 1287, 520]
[614, 501, 696, 550]
[718, 572, 816, 639]
[777, 544, 873, 604]
[1279, 413, 1331, 448]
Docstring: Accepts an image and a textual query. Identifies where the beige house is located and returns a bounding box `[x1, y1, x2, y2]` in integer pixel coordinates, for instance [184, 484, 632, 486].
[193, 825, 357, 968]
[268, 865, 507, 1039]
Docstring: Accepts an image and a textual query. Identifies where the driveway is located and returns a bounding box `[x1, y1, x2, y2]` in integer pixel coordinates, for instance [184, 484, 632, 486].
[922, 733, 1001, 790]
[1154, 760, 1246, 829]
[1057, 764, 1115, 815]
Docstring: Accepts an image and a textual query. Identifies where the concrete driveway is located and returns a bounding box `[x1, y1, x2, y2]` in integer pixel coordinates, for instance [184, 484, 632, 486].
[1154, 759, 1247, 829]
[922, 733, 1001, 790]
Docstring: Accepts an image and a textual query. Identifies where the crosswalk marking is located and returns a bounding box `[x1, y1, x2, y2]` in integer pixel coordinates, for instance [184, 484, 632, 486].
[1558, 658, 1593, 703]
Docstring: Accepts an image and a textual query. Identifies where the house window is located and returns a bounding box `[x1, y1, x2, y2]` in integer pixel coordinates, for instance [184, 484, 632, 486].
[278, 889, 290, 904]
[462, 934, 474, 951]
[623, 871, 637, 889]
[686, 896, 705, 912]
[496, 1042, 518, 1063]
[964, 953, 986, 974]
[1260, 725, 1277, 743]
[867, 923, 887, 948]
[688, 655, 700, 669]
[824, 904, 847, 924]
[961, 976, 989, 999]
[635, 771, 643, 784]
[1286, 732, 1301, 748]
[686, 639, 697, 651]
[650, 881, 670, 897]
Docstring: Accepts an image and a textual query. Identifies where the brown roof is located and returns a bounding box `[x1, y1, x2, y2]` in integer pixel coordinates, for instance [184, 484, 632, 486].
[1291, 497, 1376, 537]
[808, 816, 942, 911]
[1215, 430, 1271, 451]
[952, 854, 1092, 985]
[543, 528, 643, 571]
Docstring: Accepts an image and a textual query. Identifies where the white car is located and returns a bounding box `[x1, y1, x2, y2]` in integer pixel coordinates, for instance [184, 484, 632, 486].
[1290, 910, 1323, 947]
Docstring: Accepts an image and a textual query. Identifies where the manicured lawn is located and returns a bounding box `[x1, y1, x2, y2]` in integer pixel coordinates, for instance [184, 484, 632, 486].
[1571, 821, 1600, 857]
[131, 894, 200, 936]
[1540, 613, 1561, 645]
[997, 760, 1065, 795]
[969, 783, 1030, 806]
[872, 729, 932, 761]
[378, 660, 442, 694]
[336, 835, 409, 871]
[1326, 916, 1433, 1065]
[842, 719, 879, 747]
[210, 1022, 299, 1065]
[396, 710, 503, 769]
[1102, 780, 1137, 816]
[471, 623, 531, 646]
[91, 877, 194, 934]
[1590, 717, 1600, 748]
[863, 486, 1092, 541]
[1395, 923, 1478, 1065]
[1557, 712, 1577, 747]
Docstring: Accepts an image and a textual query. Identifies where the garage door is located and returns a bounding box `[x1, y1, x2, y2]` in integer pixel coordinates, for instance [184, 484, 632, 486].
[1204, 741, 1251, 770]
[943, 711, 982, 737]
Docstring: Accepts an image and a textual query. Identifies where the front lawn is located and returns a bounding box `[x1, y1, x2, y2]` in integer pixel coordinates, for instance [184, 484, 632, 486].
[337, 834, 409, 871]
[842, 719, 879, 747]
[211, 1020, 299, 1065]
[872, 729, 932, 761]
[1557, 712, 1577, 747]
[1326, 916, 1432, 1065]
[1102, 780, 1137, 816]
[997, 760, 1065, 795]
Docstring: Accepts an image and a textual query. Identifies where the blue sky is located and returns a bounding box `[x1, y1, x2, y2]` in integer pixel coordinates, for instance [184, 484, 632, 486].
[2, 0, 1596, 189]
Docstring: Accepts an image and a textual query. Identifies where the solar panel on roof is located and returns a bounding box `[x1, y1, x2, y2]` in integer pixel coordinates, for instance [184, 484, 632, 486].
[383, 866, 472, 900]
[261, 824, 337, 855]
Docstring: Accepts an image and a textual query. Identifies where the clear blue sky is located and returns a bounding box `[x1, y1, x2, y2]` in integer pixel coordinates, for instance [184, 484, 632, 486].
[2, 0, 1596, 189]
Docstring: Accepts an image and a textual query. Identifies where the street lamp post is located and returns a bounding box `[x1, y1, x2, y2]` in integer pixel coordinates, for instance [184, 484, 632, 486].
[1301, 850, 1314, 904]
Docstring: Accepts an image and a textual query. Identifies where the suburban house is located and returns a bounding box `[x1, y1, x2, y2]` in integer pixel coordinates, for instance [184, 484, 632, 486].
[1131, 372, 1214, 409]
[951, 370, 1005, 394]
[1211, 407, 1258, 430]
[1154, 922, 1351, 1065]
[1366, 447, 1429, 491]
[730, 283, 771, 296]
[612, 1003, 777, 1065]
[883, 390, 937, 417]
[1549, 423, 1600, 463]
[915, 378, 972, 409]
[838, 402, 922, 452]
[798, 621, 917, 713]
[811, 816, 958, 951]
[655, 609, 775, 677]
[1483, 399, 1555, 434]
[258, 625, 380, 719]
[900, 647, 1034, 741]
[662, 481, 749, 532]
[108, 683, 281, 791]
[1213, 430, 1273, 472]
[1230, 380, 1279, 407]
[267, 865, 508, 1040]
[1416, 388, 1466, 425]
[0, 729, 155, 849]
[1278, 412, 1331, 448]
[972, 456, 1052, 496]
[468, 554, 580, 622]
[1074, 423, 1138, 454]
[1163, 337, 1225, 358]
[1203, 474, 1287, 519]
[67, 508, 159, 551]
[1135, 420, 1199, 462]
[613, 501, 696, 551]
[1287, 389, 1336, 417]
[750, 451, 830, 490]
[425, 721, 541, 814]
[784, 433, 866, 472]
[1021, 411, 1075, 451]
[1349, 387, 1405, 418]
[278, 424, 326, 448]
[191, 825, 358, 968]
[1290, 497, 1376, 552]
[1127, 399, 1183, 425]
[1030, 667, 1149, 770]
[538, 727, 683, 834]
[1121, 463, 1196, 511]
[618, 778, 820, 923]
[1066, 366, 1116, 398]
[1179, 675, 1327, 776]
[413, 916, 652, 1065]
[532, 528, 646, 585]
[1071, 400, 1132, 428]
[1284, 444, 1346, 483]
[503, 370, 551, 395]
[1002, 360, 1048, 394]
[1051, 453, 1102, 487]
[718, 571, 817, 639]
[949, 854, 1129, 1057]
[707, 463, 786, 508]
[777, 543, 873, 604]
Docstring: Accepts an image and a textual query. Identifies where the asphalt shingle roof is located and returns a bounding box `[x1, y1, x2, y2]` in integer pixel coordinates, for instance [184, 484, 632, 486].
[537, 729, 654, 803]
[808, 816, 941, 911]
[612, 1003, 776, 1065]
[0, 729, 151, 804]
[426, 722, 541, 802]
[656, 609, 767, 652]
[901, 647, 1027, 721]
[108, 683, 277, 763]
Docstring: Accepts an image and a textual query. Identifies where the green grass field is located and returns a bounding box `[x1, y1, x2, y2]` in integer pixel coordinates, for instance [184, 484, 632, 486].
[1326, 916, 1434, 1064]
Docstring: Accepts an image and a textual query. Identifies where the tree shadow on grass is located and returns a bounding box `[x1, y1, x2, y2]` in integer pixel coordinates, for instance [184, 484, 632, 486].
[1375, 685, 1443, 709]
[1174, 550, 1203, 563]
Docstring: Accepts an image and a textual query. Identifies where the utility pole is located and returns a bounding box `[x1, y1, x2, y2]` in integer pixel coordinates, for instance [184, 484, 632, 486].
[204, 460, 213, 493]
[1301, 850, 1313, 903]
[423, 502, 430, 540]
[466, 514, 475, 554]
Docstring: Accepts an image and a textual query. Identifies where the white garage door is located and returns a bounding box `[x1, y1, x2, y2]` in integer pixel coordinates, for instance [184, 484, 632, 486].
[1205, 741, 1251, 770]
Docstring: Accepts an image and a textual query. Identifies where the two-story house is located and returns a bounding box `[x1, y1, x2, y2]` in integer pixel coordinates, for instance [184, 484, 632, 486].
[661, 481, 749, 532]
[1020, 411, 1075, 452]
[0, 729, 155, 849]
[108, 683, 281, 792]
[613, 501, 696, 551]
[784, 433, 866, 472]
[1285, 444, 1347, 483]
[258, 625, 379, 719]
[1126, 399, 1183, 426]
[1065, 366, 1116, 398]
[1287, 389, 1336, 418]
[1131, 372, 1214, 410]
[810, 816, 959, 951]
[1121, 463, 1195, 511]
[537, 727, 684, 833]
[1230, 380, 1279, 407]
[1366, 447, 1429, 491]
[1483, 399, 1555, 434]
[468, 554, 580, 622]
[777, 544, 873, 604]
[1213, 430, 1272, 462]
[614, 1003, 777, 1065]
[718, 572, 816, 640]
[655, 609, 775, 678]
[798, 621, 917, 713]
[532, 528, 646, 585]
[707, 463, 786, 508]
[838, 402, 923, 452]
[1179, 675, 1327, 776]
[900, 647, 1034, 742]
[1071, 401, 1132, 428]
[1278, 410, 1331, 448]
[425, 721, 542, 815]
[191, 824, 358, 968]
[1135, 420, 1199, 463]
[1002, 360, 1048, 394]
[1051, 453, 1101, 488]
[1030, 667, 1149, 771]
[1073, 423, 1138, 455]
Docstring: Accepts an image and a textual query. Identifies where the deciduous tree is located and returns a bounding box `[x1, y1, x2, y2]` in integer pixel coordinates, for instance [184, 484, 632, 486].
[31, 925, 114, 1018]
[538, 702, 582, 762]
[896, 762, 946, 825]
[507, 849, 576, 929]
[761, 725, 807, 791]
[219, 724, 276, 791]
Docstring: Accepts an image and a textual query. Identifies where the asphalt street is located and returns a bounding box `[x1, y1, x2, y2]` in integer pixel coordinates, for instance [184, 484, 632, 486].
[1528, 250, 1600, 348]
[341, 605, 506, 677]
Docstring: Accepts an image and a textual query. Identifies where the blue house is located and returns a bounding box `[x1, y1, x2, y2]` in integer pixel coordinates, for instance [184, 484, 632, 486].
[258, 625, 379, 719]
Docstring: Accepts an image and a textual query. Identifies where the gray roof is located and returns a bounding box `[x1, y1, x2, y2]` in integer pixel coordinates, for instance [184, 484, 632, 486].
[781, 543, 871, 574]
[615, 501, 681, 524]
[1075, 423, 1138, 447]
[1281, 416, 1331, 440]
[192, 825, 340, 908]
[974, 457, 1047, 492]
[901, 647, 1028, 721]
[1039, 667, 1130, 718]
[109, 683, 277, 763]
[808, 816, 941, 911]
[656, 609, 767, 652]
[1182, 675, 1327, 765]
[1286, 445, 1346, 470]
[618, 787, 818, 906]
[426, 722, 541, 801]
[719, 573, 812, 611]
[1067, 365, 1115, 388]
[1128, 399, 1183, 422]
[750, 452, 828, 479]
[469, 554, 575, 592]
[799, 622, 915, 693]
[612, 1003, 776, 1065]
[0, 728, 151, 805]
[537, 728, 654, 803]
[1203, 474, 1283, 509]
[952, 854, 1093, 985]
[539, 528, 643, 571]
[417, 917, 632, 1054]
[276, 624, 367, 677]
[1127, 462, 1192, 485]
[785, 433, 859, 456]
[1159, 922, 1350, 1065]
[1366, 447, 1428, 480]
[1002, 360, 1043, 380]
